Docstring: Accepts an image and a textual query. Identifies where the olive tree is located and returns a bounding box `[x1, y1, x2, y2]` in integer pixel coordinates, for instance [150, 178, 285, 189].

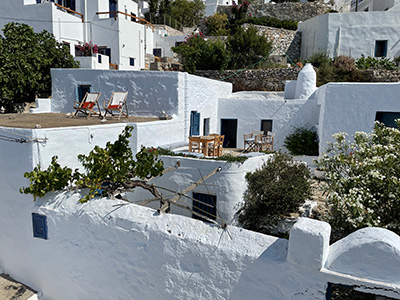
[0, 22, 79, 112]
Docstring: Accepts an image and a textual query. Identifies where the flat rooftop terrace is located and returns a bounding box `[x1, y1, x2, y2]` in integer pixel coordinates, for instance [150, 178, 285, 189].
[0, 113, 160, 129]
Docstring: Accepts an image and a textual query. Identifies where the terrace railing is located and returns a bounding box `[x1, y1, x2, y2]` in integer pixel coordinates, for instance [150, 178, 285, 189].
[96, 11, 154, 31]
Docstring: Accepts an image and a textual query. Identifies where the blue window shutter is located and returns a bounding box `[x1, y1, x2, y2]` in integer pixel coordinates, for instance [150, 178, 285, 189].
[190, 112, 200, 136]
[109, 0, 117, 18]
[70, 0, 76, 10]
[98, 54, 102, 64]
[32, 213, 48, 240]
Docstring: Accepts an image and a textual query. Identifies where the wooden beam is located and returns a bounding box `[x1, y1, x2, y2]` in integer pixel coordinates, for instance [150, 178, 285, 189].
[158, 166, 222, 213]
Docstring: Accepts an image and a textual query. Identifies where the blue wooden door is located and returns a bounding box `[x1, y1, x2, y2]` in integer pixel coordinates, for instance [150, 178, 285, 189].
[190, 111, 200, 136]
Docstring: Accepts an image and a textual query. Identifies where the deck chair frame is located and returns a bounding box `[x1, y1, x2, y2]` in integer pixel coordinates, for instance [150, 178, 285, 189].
[103, 91, 129, 120]
[73, 92, 102, 117]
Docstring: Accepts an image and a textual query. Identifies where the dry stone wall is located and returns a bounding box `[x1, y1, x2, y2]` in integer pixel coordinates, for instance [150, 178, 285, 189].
[196, 68, 301, 92]
[218, 2, 331, 22]
[242, 24, 301, 60]
[195, 68, 400, 92]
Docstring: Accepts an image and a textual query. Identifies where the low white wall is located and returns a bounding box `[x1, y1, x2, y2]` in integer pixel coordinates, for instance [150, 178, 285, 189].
[133, 119, 185, 153]
[218, 92, 306, 149]
[2, 188, 400, 300]
[130, 154, 270, 223]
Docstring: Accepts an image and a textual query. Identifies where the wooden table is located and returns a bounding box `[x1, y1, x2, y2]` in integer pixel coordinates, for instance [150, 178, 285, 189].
[199, 136, 216, 156]
[189, 136, 217, 156]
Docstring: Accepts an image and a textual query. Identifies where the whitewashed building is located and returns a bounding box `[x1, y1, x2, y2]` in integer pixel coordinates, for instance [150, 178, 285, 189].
[350, 0, 400, 11]
[0, 0, 155, 70]
[1, 68, 400, 299]
[298, 10, 400, 60]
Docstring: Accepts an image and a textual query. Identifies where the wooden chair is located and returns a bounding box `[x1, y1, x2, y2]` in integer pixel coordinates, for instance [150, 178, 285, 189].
[217, 135, 225, 157]
[189, 136, 201, 153]
[256, 135, 274, 151]
[103, 91, 129, 120]
[207, 136, 220, 157]
[244, 133, 257, 152]
[73, 92, 102, 117]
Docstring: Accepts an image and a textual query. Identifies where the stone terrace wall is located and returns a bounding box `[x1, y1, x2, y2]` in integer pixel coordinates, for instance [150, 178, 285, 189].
[196, 68, 400, 92]
[218, 2, 331, 22]
[242, 24, 301, 60]
[368, 69, 400, 82]
[196, 68, 301, 92]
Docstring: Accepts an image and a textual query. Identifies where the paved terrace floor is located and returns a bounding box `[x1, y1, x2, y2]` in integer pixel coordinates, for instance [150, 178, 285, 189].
[0, 113, 160, 129]
[0, 274, 36, 300]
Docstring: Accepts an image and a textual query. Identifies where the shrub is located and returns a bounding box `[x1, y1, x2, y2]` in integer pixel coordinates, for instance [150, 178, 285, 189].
[333, 55, 356, 72]
[172, 33, 230, 73]
[317, 122, 400, 236]
[306, 52, 331, 68]
[284, 127, 319, 156]
[238, 152, 311, 234]
[226, 25, 272, 69]
[306, 53, 369, 86]
[355, 54, 397, 70]
[394, 56, 400, 66]
[204, 13, 229, 36]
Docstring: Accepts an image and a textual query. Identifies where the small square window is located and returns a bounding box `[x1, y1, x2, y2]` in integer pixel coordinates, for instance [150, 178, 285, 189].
[375, 40, 388, 57]
[192, 192, 217, 222]
[32, 213, 48, 240]
[130, 57, 135, 66]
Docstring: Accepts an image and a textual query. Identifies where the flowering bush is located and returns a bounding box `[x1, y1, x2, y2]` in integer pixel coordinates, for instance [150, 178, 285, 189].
[78, 42, 98, 56]
[317, 121, 400, 236]
[232, 0, 249, 21]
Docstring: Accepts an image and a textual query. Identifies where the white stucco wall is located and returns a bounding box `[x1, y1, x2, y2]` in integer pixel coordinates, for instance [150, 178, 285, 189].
[316, 82, 400, 153]
[1, 179, 400, 300]
[75, 53, 110, 70]
[350, 0, 400, 11]
[274, 93, 320, 153]
[130, 154, 270, 223]
[218, 92, 306, 149]
[51, 69, 182, 116]
[51, 69, 232, 141]
[299, 11, 400, 60]
[153, 34, 187, 58]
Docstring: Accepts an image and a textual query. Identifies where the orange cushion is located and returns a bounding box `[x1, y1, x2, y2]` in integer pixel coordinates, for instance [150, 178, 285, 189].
[108, 105, 120, 109]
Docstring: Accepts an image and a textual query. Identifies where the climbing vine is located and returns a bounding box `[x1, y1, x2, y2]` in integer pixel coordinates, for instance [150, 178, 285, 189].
[20, 126, 165, 203]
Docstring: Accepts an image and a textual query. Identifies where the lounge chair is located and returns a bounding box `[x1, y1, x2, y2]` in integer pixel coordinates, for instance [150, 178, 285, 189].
[73, 92, 102, 117]
[103, 91, 129, 120]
